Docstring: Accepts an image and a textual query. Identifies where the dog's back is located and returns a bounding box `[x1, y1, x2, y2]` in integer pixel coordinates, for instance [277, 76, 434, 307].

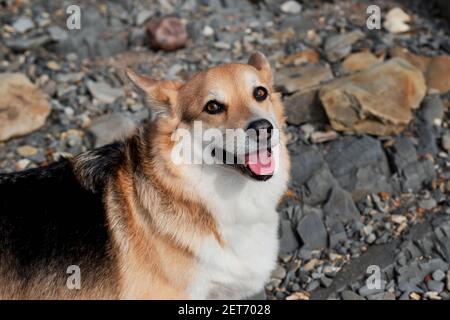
[0, 144, 123, 299]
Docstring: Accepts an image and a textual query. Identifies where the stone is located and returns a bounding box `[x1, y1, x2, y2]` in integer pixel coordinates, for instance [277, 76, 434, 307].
[391, 214, 407, 225]
[447, 270, 450, 291]
[324, 30, 365, 62]
[358, 281, 386, 297]
[382, 292, 396, 300]
[5, 35, 51, 52]
[432, 269, 446, 282]
[306, 280, 320, 292]
[442, 134, 450, 151]
[390, 47, 430, 73]
[342, 51, 382, 73]
[283, 89, 327, 125]
[0, 73, 50, 141]
[56, 72, 84, 83]
[328, 221, 347, 248]
[202, 25, 214, 37]
[46, 61, 60, 71]
[310, 131, 338, 144]
[390, 47, 450, 94]
[280, 1, 302, 14]
[420, 95, 444, 125]
[279, 49, 319, 66]
[324, 136, 391, 196]
[418, 198, 437, 210]
[302, 165, 337, 206]
[323, 187, 360, 226]
[426, 292, 442, 300]
[86, 80, 124, 104]
[300, 124, 315, 138]
[320, 276, 333, 288]
[290, 143, 324, 186]
[320, 58, 426, 136]
[384, 7, 411, 33]
[401, 160, 435, 192]
[88, 113, 136, 148]
[427, 280, 444, 293]
[15, 159, 31, 171]
[276, 64, 333, 94]
[136, 10, 153, 25]
[426, 56, 450, 94]
[286, 291, 310, 300]
[416, 119, 438, 157]
[17, 145, 38, 157]
[388, 137, 418, 172]
[366, 292, 387, 300]
[12, 16, 34, 33]
[279, 219, 300, 254]
[296, 211, 328, 250]
[147, 16, 188, 51]
[48, 26, 68, 42]
[341, 290, 365, 300]
[366, 233, 376, 244]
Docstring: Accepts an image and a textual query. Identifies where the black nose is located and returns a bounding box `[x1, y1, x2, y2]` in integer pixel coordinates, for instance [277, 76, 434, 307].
[247, 119, 273, 141]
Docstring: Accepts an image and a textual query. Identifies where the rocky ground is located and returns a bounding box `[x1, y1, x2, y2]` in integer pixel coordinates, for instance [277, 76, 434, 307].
[1, 0, 450, 300]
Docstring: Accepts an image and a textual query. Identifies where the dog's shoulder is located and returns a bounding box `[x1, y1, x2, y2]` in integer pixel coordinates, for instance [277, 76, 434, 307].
[0, 142, 128, 278]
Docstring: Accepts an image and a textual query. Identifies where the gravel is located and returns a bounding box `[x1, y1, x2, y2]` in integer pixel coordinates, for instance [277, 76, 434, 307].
[1, 0, 450, 301]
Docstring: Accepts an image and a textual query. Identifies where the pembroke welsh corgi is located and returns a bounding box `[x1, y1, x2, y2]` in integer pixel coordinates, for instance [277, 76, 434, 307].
[0, 52, 290, 299]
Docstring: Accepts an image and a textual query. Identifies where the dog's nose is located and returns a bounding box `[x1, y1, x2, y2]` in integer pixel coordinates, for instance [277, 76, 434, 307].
[247, 119, 273, 141]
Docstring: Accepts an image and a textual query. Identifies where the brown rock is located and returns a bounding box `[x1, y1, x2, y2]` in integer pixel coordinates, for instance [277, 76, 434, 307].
[17, 145, 38, 157]
[391, 47, 450, 94]
[426, 56, 450, 94]
[342, 51, 383, 73]
[279, 49, 319, 66]
[147, 16, 187, 51]
[390, 47, 430, 73]
[276, 64, 333, 94]
[319, 58, 426, 136]
[0, 73, 50, 141]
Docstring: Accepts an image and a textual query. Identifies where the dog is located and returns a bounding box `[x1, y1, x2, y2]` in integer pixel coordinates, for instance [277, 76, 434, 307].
[0, 52, 290, 299]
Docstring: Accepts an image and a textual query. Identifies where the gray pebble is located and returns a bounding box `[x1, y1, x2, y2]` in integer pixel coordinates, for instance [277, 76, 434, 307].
[432, 269, 446, 282]
[427, 280, 444, 293]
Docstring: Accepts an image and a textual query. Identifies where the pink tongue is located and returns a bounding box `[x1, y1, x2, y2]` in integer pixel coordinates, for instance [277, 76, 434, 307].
[246, 150, 275, 176]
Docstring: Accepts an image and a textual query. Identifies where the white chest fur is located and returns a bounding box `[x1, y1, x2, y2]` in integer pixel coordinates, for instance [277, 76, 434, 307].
[184, 164, 287, 299]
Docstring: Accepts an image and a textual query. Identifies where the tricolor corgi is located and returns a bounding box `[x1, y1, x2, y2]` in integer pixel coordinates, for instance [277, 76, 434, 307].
[0, 52, 290, 299]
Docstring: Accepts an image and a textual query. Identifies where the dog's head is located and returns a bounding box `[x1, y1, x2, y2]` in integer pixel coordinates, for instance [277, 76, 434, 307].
[126, 52, 286, 181]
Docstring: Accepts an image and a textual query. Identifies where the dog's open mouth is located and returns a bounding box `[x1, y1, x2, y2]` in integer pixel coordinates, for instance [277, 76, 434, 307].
[212, 147, 275, 181]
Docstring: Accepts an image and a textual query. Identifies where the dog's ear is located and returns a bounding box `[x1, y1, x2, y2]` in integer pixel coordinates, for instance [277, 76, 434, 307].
[125, 68, 183, 117]
[248, 52, 273, 84]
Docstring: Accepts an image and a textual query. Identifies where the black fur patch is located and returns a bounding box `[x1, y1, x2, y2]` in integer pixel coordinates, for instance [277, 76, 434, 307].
[72, 142, 125, 193]
[0, 143, 125, 279]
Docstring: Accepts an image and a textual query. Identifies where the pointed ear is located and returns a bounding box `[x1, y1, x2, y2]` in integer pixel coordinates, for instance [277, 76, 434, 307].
[125, 68, 183, 118]
[248, 51, 273, 84]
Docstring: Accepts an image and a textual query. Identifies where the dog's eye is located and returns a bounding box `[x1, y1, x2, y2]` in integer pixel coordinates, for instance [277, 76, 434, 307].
[204, 100, 225, 114]
[253, 86, 268, 102]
